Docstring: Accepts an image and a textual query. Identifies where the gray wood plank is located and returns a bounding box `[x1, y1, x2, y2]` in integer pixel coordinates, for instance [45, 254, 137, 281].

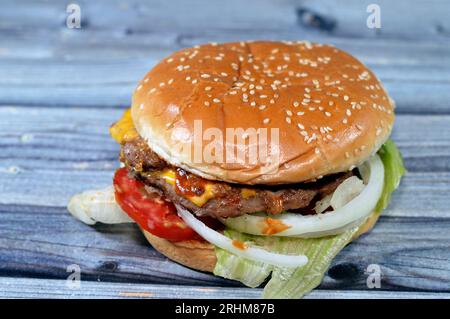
[298, 0, 450, 40]
[1, 277, 450, 299]
[1, 55, 449, 112]
[1, 0, 449, 40]
[1, 30, 449, 111]
[3, 29, 450, 66]
[0, 203, 449, 291]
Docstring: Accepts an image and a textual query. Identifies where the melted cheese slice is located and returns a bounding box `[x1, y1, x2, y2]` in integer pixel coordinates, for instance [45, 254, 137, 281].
[109, 109, 138, 144]
[154, 168, 216, 207]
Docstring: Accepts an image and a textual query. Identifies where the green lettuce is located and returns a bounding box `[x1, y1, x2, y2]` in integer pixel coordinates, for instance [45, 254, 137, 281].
[213, 140, 405, 298]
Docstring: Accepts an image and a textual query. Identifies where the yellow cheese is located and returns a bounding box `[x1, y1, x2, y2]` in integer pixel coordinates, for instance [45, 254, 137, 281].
[241, 188, 256, 199]
[154, 168, 216, 207]
[188, 183, 216, 207]
[155, 168, 176, 186]
[109, 109, 138, 144]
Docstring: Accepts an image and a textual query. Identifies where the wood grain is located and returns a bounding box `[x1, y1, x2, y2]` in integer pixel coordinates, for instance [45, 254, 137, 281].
[1, 33, 449, 111]
[2, 277, 450, 299]
[1, 204, 449, 291]
[1, 0, 449, 298]
[1, 0, 449, 40]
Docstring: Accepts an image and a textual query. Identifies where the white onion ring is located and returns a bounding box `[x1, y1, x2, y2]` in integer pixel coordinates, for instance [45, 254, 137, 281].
[176, 204, 308, 268]
[221, 154, 384, 238]
[68, 186, 134, 225]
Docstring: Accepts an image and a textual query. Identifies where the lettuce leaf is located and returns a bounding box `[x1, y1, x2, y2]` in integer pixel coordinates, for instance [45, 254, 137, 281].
[375, 139, 406, 213]
[213, 140, 405, 299]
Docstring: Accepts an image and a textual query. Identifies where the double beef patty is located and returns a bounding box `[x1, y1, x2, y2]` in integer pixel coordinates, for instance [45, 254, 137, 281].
[120, 137, 353, 218]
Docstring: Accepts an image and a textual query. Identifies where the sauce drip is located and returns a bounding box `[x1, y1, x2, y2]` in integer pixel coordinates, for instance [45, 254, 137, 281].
[175, 168, 207, 197]
[262, 217, 291, 235]
[232, 239, 248, 250]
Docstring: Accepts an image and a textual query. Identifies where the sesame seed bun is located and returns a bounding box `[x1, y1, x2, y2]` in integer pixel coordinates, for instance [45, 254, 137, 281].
[132, 41, 394, 184]
[142, 211, 380, 273]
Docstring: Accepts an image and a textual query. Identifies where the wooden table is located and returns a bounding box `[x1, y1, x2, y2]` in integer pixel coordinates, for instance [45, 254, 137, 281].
[1, 0, 449, 299]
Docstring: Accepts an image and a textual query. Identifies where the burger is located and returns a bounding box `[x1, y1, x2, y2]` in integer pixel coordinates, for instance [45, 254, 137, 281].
[68, 41, 405, 298]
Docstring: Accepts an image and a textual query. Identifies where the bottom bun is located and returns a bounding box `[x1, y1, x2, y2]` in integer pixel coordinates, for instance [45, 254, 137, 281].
[142, 211, 381, 273]
[143, 230, 216, 272]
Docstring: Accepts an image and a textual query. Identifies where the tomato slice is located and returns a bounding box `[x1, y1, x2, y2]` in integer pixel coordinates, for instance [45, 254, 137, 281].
[113, 168, 200, 242]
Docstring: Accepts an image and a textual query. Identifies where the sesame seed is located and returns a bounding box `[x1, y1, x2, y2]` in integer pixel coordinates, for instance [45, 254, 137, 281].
[168, 78, 174, 85]
[286, 117, 292, 124]
[213, 98, 221, 103]
[205, 86, 212, 91]
[325, 111, 331, 117]
[136, 85, 142, 91]
[204, 101, 210, 106]
[344, 95, 349, 101]
[263, 118, 270, 124]
[307, 134, 316, 144]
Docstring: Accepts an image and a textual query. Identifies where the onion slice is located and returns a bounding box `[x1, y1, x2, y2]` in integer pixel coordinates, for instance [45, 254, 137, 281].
[221, 154, 384, 238]
[68, 186, 134, 225]
[176, 204, 308, 268]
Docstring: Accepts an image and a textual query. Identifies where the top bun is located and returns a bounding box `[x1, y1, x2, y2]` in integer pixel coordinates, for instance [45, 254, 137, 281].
[131, 41, 394, 184]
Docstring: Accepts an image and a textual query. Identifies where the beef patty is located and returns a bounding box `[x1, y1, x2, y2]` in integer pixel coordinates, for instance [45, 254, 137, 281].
[120, 136, 353, 218]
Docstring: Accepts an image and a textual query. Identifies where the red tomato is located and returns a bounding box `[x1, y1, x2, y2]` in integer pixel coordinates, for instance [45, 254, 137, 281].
[113, 168, 200, 242]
